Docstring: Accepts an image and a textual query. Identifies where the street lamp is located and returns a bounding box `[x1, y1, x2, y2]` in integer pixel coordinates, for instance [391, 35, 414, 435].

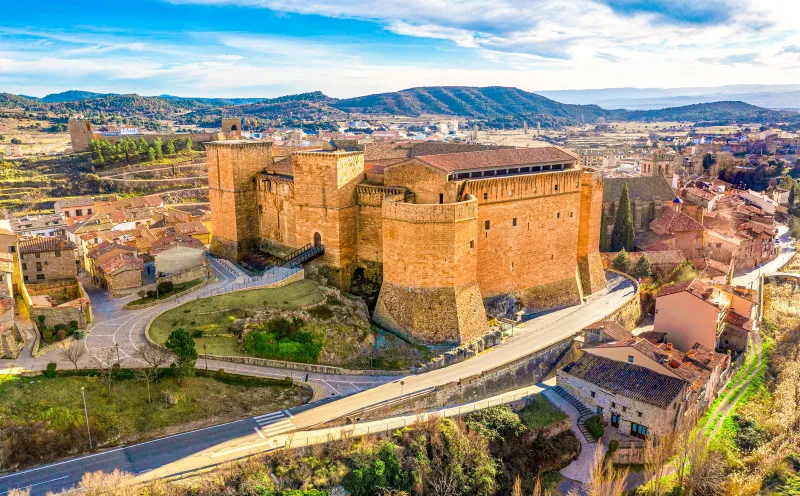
[115, 343, 120, 364]
[81, 387, 93, 449]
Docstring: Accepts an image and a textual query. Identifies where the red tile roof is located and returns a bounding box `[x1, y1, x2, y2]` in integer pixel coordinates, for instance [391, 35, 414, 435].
[413, 147, 577, 173]
[87, 242, 137, 260]
[655, 279, 717, 303]
[151, 235, 205, 255]
[18, 236, 75, 254]
[650, 209, 705, 233]
[100, 255, 143, 276]
[724, 311, 753, 331]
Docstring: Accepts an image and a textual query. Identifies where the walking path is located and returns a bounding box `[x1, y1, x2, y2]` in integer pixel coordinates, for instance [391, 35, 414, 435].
[544, 389, 604, 485]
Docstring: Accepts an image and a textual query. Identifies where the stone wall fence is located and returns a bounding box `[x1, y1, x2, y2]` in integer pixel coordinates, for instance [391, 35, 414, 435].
[605, 269, 642, 330]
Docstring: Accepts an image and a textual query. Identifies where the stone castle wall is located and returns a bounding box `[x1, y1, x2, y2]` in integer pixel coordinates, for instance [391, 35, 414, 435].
[577, 170, 608, 296]
[373, 195, 487, 343]
[384, 161, 461, 204]
[69, 119, 240, 153]
[256, 176, 297, 250]
[461, 170, 583, 305]
[356, 185, 405, 265]
[206, 141, 273, 260]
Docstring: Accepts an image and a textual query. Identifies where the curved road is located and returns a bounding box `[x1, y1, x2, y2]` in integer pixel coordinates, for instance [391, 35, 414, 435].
[0, 273, 636, 494]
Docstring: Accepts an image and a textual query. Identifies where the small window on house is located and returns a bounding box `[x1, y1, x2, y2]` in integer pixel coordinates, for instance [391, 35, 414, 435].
[76, 209, 82, 217]
[36, 262, 42, 272]
[55, 250, 61, 258]
[64, 211, 70, 218]
[483, 192, 488, 200]
[623, 406, 627, 412]
[485, 220, 491, 230]
[9, 246, 15, 253]
[591, 391, 596, 398]
[611, 402, 616, 408]
[597, 406, 603, 413]
[21, 263, 26, 271]
[36, 274, 45, 280]
[35, 253, 40, 259]
[628, 355, 634, 363]
[512, 218, 517, 226]
[638, 411, 643, 417]
[88, 208, 93, 214]
[470, 240, 474, 249]
[439, 193, 444, 204]
[23, 275, 28, 282]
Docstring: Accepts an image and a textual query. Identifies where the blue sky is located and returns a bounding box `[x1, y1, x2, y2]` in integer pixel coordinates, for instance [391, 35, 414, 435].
[1, 0, 799, 98]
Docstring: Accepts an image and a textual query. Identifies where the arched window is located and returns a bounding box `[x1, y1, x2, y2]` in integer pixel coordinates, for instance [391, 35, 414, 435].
[313, 232, 322, 247]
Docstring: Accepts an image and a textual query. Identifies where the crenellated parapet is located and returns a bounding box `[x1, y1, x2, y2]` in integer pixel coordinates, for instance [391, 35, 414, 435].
[356, 184, 406, 207]
[461, 169, 582, 204]
[382, 194, 479, 224]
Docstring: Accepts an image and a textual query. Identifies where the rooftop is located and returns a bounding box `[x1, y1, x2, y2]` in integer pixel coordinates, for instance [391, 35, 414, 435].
[151, 235, 205, 255]
[100, 255, 143, 276]
[650, 209, 705, 233]
[413, 147, 577, 174]
[602, 175, 676, 203]
[18, 236, 75, 254]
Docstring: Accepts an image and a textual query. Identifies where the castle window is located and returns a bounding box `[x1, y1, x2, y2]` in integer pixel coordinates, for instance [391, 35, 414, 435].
[554, 184, 559, 191]
[512, 218, 517, 226]
[570, 211, 574, 217]
[439, 194, 444, 204]
[556, 212, 560, 218]
[521, 167, 530, 173]
[628, 355, 634, 363]
[457, 172, 469, 179]
[471, 171, 482, 178]
[510, 168, 519, 174]
[484, 170, 495, 177]
[483, 193, 488, 200]
[484, 220, 491, 230]
[470, 240, 474, 249]
[510, 262, 514, 271]
[509, 190, 514, 197]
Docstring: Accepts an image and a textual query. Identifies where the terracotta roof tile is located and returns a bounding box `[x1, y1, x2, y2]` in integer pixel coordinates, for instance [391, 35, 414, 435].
[650, 209, 705, 233]
[413, 147, 576, 173]
[18, 236, 75, 254]
[99, 255, 143, 276]
[603, 175, 676, 203]
[151, 235, 205, 255]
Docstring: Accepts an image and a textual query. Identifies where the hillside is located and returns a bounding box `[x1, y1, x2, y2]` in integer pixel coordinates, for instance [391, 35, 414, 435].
[1, 86, 795, 125]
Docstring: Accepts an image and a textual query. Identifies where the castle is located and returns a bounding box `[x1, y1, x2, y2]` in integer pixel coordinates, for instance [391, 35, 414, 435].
[206, 139, 607, 345]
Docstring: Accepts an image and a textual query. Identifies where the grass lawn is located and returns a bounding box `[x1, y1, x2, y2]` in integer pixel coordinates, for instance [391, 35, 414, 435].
[128, 278, 206, 306]
[149, 279, 325, 355]
[518, 395, 568, 430]
[0, 370, 311, 466]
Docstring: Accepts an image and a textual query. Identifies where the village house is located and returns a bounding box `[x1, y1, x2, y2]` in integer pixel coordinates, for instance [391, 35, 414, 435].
[151, 221, 211, 246]
[557, 320, 729, 439]
[653, 279, 756, 354]
[96, 255, 143, 294]
[639, 201, 705, 258]
[10, 213, 67, 237]
[18, 237, 77, 283]
[0, 228, 18, 255]
[53, 197, 96, 226]
[682, 187, 722, 212]
[151, 235, 207, 285]
[0, 253, 14, 297]
[603, 175, 676, 233]
[86, 242, 139, 286]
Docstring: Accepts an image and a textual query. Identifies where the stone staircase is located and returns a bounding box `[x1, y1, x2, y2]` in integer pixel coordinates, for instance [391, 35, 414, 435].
[553, 385, 599, 444]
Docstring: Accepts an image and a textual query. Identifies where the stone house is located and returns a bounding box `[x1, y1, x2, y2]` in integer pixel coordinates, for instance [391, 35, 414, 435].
[0, 297, 21, 358]
[151, 221, 211, 246]
[18, 237, 77, 283]
[558, 320, 729, 438]
[10, 213, 66, 238]
[682, 187, 722, 212]
[97, 255, 143, 294]
[152, 235, 207, 285]
[653, 279, 755, 354]
[87, 243, 139, 286]
[647, 205, 705, 259]
[0, 253, 14, 297]
[0, 228, 17, 255]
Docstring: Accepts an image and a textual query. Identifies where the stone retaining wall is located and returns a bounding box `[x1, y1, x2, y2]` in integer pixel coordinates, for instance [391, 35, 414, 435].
[125, 276, 213, 309]
[199, 353, 408, 377]
[606, 269, 642, 329]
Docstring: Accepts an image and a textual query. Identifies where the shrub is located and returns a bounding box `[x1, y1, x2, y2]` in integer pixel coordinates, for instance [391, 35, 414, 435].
[608, 439, 619, 453]
[37, 315, 46, 327]
[54, 323, 67, 332]
[157, 281, 174, 295]
[68, 320, 79, 331]
[42, 329, 53, 340]
[584, 414, 604, 439]
[217, 368, 225, 378]
[191, 329, 204, 338]
[307, 304, 333, 320]
[56, 329, 67, 340]
[45, 362, 57, 378]
[146, 290, 155, 299]
[465, 405, 525, 442]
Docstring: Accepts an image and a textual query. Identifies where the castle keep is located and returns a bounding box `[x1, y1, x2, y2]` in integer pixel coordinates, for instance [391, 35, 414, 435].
[207, 140, 606, 345]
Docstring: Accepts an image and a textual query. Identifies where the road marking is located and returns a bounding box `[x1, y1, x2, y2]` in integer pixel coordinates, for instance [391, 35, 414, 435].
[254, 412, 284, 422]
[1, 475, 69, 493]
[254, 427, 266, 440]
[322, 380, 341, 395]
[283, 409, 293, 418]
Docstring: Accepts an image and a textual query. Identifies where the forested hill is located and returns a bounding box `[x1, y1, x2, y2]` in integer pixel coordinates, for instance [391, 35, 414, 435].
[1, 86, 795, 125]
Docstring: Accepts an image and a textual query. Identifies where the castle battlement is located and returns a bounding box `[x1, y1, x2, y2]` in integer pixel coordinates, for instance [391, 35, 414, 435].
[383, 194, 478, 224]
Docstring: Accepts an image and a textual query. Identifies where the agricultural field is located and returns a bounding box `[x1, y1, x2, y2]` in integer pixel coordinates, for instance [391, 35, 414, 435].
[0, 116, 71, 156]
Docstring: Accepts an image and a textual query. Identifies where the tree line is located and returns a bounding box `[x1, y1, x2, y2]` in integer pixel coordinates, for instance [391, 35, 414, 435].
[88, 135, 193, 167]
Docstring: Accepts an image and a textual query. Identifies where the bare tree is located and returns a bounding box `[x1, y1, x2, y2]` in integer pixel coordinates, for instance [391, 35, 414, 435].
[643, 433, 676, 496]
[93, 349, 119, 394]
[58, 340, 87, 370]
[570, 444, 629, 496]
[131, 345, 171, 403]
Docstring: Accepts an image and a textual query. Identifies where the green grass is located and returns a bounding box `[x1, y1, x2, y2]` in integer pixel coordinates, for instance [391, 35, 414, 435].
[150, 279, 325, 355]
[0, 369, 310, 449]
[127, 278, 205, 306]
[518, 395, 567, 430]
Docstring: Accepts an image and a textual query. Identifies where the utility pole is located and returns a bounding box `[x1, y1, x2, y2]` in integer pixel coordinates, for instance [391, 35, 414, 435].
[81, 387, 93, 449]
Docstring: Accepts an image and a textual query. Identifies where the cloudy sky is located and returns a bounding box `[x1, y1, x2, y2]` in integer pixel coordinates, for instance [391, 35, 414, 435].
[2, 0, 800, 98]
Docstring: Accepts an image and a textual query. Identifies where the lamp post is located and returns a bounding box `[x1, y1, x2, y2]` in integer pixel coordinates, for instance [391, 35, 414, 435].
[115, 343, 120, 364]
[81, 387, 93, 449]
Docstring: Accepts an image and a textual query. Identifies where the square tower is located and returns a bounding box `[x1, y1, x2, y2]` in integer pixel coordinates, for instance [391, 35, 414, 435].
[292, 150, 364, 286]
[206, 140, 273, 260]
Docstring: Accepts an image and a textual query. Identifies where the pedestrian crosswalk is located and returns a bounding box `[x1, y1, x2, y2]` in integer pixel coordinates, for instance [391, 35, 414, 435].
[253, 410, 295, 439]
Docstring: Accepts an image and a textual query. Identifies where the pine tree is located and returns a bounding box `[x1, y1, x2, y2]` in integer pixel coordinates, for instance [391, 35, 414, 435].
[790, 184, 796, 206]
[166, 140, 175, 155]
[600, 212, 610, 252]
[634, 255, 651, 278]
[95, 149, 105, 167]
[610, 181, 635, 252]
[153, 137, 163, 159]
[148, 146, 156, 162]
[612, 249, 630, 274]
[138, 137, 148, 155]
[184, 136, 192, 151]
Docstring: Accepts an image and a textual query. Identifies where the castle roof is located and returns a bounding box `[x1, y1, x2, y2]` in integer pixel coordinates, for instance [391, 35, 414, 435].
[412, 147, 576, 174]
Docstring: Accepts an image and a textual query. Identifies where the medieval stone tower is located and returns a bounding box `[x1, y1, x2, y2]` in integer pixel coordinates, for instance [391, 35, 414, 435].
[222, 118, 243, 136]
[206, 140, 273, 260]
[293, 150, 364, 288]
[373, 195, 487, 344]
[68, 119, 93, 153]
[577, 170, 607, 295]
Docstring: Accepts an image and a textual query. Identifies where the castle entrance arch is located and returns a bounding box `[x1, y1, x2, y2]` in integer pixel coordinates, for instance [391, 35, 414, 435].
[313, 232, 322, 247]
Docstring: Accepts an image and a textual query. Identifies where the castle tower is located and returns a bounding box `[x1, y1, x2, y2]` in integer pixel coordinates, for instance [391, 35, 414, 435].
[292, 150, 364, 288]
[577, 170, 608, 296]
[221, 117, 243, 138]
[68, 119, 93, 153]
[373, 195, 487, 344]
[206, 140, 273, 260]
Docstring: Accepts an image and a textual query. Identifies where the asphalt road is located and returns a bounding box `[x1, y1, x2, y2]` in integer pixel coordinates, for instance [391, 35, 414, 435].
[0, 272, 637, 495]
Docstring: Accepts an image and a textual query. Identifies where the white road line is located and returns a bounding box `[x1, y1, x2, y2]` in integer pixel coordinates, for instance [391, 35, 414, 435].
[254, 412, 285, 421]
[261, 424, 294, 437]
[254, 427, 266, 440]
[1, 475, 69, 493]
[283, 409, 293, 418]
[322, 380, 341, 395]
